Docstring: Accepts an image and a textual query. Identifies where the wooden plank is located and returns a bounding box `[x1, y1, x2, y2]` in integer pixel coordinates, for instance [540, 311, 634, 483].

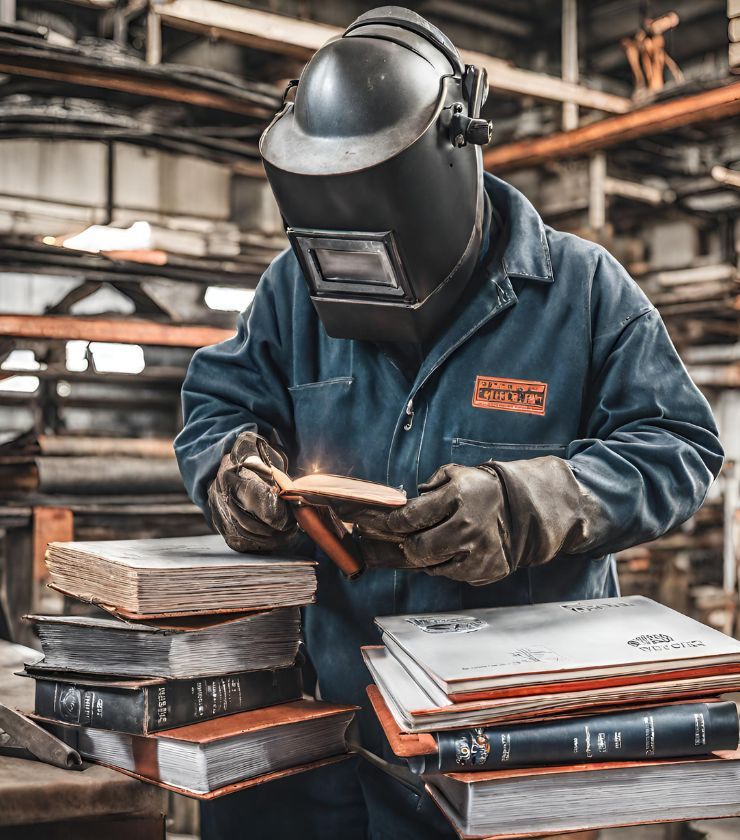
[484, 82, 740, 171]
[32, 506, 73, 583]
[461, 47, 631, 113]
[155, 0, 632, 113]
[156, 0, 334, 59]
[35, 436, 174, 458]
[2, 526, 34, 646]
[0, 315, 233, 347]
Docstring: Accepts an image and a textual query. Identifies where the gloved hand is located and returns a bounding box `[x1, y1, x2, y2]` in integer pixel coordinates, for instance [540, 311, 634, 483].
[208, 431, 297, 553]
[354, 457, 600, 586]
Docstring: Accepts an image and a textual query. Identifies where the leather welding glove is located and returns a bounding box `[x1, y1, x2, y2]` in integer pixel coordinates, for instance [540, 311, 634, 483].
[208, 431, 297, 553]
[354, 457, 600, 586]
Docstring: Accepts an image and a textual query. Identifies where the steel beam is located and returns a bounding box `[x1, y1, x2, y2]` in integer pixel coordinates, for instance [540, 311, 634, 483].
[153, 0, 631, 113]
[484, 82, 740, 171]
[0, 314, 233, 347]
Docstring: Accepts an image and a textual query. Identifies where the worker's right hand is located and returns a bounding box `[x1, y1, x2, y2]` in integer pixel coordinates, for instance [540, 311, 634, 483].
[208, 431, 297, 553]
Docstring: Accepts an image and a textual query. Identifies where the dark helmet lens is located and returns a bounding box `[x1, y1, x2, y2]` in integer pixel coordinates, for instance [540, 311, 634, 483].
[288, 229, 413, 302]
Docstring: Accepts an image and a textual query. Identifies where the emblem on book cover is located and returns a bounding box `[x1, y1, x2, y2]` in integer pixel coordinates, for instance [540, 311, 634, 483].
[59, 687, 82, 722]
[455, 728, 491, 767]
[627, 633, 705, 652]
[405, 616, 486, 634]
[627, 634, 674, 647]
[509, 646, 560, 664]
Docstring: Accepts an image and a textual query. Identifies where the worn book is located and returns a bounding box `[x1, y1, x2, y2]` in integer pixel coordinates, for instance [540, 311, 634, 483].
[28, 667, 303, 734]
[44, 535, 317, 618]
[426, 750, 740, 838]
[261, 462, 406, 579]
[271, 470, 407, 511]
[39, 700, 356, 798]
[375, 596, 740, 701]
[27, 608, 301, 678]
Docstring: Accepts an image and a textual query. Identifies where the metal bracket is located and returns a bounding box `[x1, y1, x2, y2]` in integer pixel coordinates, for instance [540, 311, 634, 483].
[450, 65, 493, 147]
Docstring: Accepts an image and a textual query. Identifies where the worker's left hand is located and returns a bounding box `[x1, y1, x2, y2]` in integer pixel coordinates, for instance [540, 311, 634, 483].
[354, 457, 600, 586]
[354, 464, 511, 585]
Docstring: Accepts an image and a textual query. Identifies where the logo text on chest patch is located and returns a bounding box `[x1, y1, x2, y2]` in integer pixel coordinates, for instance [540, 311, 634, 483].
[472, 376, 547, 415]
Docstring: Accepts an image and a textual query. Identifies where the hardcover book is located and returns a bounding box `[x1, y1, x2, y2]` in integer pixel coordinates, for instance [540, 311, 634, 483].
[426, 750, 740, 838]
[27, 608, 302, 678]
[38, 700, 357, 798]
[375, 596, 740, 700]
[29, 666, 303, 734]
[44, 535, 317, 618]
[370, 686, 739, 773]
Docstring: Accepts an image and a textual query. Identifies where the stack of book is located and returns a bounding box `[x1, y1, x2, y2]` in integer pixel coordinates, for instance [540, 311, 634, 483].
[363, 595, 740, 838]
[23, 534, 356, 798]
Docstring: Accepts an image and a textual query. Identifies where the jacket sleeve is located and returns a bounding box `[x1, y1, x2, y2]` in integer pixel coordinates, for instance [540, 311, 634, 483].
[174, 267, 294, 521]
[565, 249, 724, 556]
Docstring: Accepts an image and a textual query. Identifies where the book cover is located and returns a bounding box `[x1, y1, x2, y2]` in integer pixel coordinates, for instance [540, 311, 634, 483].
[375, 597, 740, 697]
[31, 667, 303, 734]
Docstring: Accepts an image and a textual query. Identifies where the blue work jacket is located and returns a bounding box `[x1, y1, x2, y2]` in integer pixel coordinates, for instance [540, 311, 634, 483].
[175, 174, 723, 741]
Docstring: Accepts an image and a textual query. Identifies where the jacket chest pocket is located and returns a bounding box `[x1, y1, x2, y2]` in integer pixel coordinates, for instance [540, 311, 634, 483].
[289, 377, 357, 476]
[451, 438, 567, 466]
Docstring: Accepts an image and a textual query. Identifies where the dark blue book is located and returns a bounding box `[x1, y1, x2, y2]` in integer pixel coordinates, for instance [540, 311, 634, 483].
[29, 666, 303, 734]
[410, 701, 740, 773]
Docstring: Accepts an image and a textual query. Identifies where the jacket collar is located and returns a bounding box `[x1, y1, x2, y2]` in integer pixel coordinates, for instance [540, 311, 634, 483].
[404, 175, 553, 396]
[486, 172, 554, 284]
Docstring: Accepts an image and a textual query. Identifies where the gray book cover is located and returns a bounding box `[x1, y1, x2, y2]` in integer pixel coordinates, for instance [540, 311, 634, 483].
[376, 596, 740, 694]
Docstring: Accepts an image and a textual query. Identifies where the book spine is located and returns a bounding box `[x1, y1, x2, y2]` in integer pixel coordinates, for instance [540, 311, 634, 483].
[145, 668, 303, 732]
[34, 668, 302, 735]
[426, 702, 739, 773]
[34, 679, 147, 733]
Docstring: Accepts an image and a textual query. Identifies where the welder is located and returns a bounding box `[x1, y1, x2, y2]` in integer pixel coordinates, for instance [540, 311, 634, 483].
[175, 8, 723, 838]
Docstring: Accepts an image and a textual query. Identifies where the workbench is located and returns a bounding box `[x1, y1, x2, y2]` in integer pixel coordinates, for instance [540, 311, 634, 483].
[0, 640, 166, 839]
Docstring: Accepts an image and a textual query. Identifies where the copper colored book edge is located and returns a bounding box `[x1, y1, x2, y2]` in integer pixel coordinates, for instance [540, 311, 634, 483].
[361, 646, 740, 718]
[46, 582, 315, 620]
[366, 685, 438, 757]
[444, 663, 740, 703]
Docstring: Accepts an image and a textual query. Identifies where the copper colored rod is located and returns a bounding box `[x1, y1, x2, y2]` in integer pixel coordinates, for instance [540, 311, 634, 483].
[292, 505, 364, 580]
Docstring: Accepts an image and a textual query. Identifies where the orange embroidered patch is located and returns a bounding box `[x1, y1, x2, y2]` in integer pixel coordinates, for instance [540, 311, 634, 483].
[472, 376, 547, 415]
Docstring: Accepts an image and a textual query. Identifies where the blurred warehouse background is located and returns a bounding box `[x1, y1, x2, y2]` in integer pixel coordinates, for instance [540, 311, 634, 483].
[0, 0, 738, 751]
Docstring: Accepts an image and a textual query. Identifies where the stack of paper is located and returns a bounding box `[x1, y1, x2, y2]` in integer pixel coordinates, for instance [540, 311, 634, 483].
[428, 752, 740, 838]
[45, 701, 355, 797]
[45, 535, 317, 617]
[28, 609, 302, 678]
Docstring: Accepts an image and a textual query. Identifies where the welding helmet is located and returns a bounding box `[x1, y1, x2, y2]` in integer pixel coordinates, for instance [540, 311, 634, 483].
[259, 6, 492, 343]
